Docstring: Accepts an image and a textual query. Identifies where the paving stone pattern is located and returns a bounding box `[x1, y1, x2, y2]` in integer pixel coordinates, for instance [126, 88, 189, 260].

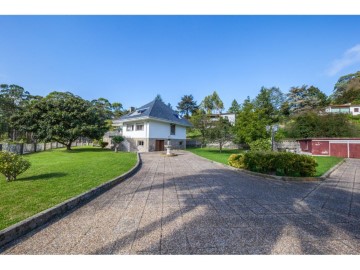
[2, 152, 360, 254]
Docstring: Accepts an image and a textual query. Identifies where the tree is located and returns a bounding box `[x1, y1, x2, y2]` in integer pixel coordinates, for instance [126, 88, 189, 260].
[253, 86, 284, 123]
[91, 98, 113, 119]
[112, 135, 124, 152]
[228, 99, 241, 114]
[190, 109, 210, 147]
[284, 111, 360, 138]
[12, 92, 109, 150]
[233, 97, 269, 145]
[155, 94, 163, 101]
[0, 84, 34, 140]
[207, 117, 232, 152]
[177, 94, 198, 118]
[287, 85, 328, 115]
[111, 102, 124, 118]
[332, 71, 360, 104]
[201, 91, 224, 114]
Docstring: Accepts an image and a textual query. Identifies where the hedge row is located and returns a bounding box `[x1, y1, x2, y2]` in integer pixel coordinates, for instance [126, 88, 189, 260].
[228, 151, 317, 177]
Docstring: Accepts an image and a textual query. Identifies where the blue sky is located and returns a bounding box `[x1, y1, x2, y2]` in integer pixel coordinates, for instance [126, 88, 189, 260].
[1, 15, 360, 110]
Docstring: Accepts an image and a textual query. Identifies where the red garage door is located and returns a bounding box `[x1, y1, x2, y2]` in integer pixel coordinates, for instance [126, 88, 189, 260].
[330, 143, 348, 158]
[349, 143, 360, 158]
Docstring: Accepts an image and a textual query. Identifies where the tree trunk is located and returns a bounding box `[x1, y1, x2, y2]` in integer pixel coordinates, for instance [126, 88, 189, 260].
[219, 142, 222, 153]
[66, 143, 72, 150]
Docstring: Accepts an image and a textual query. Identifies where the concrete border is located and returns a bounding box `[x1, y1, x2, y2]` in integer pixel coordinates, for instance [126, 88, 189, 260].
[186, 150, 345, 182]
[0, 152, 141, 249]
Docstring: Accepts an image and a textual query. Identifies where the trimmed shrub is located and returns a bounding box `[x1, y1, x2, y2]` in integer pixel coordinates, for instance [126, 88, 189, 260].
[228, 154, 245, 168]
[228, 151, 318, 177]
[99, 141, 108, 149]
[0, 151, 31, 181]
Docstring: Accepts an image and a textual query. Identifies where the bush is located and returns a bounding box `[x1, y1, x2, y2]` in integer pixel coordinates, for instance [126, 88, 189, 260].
[228, 154, 245, 168]
[0, 151, 31, 181]
[248, 139, 271, 151]
[99, 141, 108, 148]
[228, 151, 317, 177]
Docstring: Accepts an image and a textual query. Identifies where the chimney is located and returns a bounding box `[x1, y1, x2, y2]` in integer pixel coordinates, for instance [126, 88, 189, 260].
[129, 107, 136, 113]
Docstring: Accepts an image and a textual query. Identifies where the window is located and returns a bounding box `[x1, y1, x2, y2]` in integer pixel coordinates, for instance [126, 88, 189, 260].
[170, 124, 176, 135]
[137, 140, 144, 146]
[126, 124, 134, 131]
[136, 123, 144, 131]
[355, 108, 359, 112]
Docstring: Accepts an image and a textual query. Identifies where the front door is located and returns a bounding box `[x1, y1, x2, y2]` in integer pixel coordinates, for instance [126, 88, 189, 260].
[155, 140, 165, 151]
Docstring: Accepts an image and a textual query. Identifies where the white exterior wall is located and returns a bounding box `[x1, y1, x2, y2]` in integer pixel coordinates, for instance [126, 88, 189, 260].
[350, 106, 360, 116]
[220, 114, 236, 125]
[122, 121, 149, 139]
[148, 121, 186, 139]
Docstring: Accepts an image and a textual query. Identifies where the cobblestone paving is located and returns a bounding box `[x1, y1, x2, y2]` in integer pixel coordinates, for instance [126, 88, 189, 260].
[2, 152, 360, 254]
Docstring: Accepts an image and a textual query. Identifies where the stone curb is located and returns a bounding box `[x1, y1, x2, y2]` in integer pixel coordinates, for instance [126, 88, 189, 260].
[320, 158, 346, 179]
[0, 152, 141, 249]
[186, 151, 344, 182]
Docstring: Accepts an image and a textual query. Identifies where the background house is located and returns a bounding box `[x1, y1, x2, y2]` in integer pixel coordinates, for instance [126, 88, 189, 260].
[208, 112, 236, 125]
[112, 99, 192, 152]
[325, 103, 360, 116]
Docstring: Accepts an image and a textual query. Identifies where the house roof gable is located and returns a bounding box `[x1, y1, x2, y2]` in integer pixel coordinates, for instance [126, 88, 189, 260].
[116, 99, 192, 127]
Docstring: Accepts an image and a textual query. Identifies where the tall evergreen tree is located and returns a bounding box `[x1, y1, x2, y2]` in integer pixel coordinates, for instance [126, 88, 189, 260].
[287, 85, 328, 114]
[228, 99, 241, 113]
[177, 94, 198, 118]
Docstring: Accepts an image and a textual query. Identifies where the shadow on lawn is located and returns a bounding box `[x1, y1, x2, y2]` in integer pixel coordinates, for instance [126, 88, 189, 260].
[18, 172, 67, 181]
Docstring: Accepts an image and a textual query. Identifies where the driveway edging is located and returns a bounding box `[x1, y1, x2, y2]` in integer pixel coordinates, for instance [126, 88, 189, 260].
[0, 152, 141, 249]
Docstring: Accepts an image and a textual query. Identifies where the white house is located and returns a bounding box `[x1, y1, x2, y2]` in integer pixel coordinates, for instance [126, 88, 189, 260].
[112, 99, 192, 152]
[325, 103, 360, 116]
[208, 112, 236, 125]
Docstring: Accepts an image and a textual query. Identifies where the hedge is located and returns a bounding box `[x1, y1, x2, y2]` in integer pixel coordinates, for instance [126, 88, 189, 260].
[228, 151, 317, 177]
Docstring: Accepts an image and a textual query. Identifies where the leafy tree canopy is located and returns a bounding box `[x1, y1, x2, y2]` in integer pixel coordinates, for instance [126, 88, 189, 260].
[234, 98, 269, 145]
[287, 85, 328, 115]
[284, 111, 360, 138]
[201, 91, 224, 114]
[12, 91, 109, 150]
[331, 71, 360, 104]
[253, 86, 284, 123]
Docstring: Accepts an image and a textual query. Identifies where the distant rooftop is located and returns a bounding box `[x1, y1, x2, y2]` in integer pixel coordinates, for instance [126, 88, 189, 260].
[115, 99, 192, 127]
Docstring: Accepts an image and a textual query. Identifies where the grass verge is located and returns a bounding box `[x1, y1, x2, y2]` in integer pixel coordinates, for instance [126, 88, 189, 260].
[313, 156, 344, 177]
[0, 146, 137, 230]
[187, 147, 344, 178]
[186, 147, 243, 165]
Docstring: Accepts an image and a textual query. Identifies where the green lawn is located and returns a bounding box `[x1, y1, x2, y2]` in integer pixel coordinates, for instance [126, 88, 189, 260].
[0, 147, 137, 230]
[187, 147, 343, 178]
[313, 156, 344, 177]
[187, 147, 243, 165]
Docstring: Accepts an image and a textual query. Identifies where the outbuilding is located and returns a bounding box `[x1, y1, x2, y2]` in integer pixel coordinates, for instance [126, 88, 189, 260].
[297, 138, 360, 158]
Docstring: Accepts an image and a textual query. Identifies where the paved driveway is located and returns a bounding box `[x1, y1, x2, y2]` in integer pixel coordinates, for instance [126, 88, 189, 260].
[2, 152, 360, 254]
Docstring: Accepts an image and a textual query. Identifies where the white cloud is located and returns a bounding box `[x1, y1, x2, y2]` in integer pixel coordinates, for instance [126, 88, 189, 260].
[327, 44, 360, 76]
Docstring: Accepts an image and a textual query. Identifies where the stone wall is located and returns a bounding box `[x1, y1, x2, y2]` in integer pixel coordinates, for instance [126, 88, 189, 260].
[274, 140, 301, 153]
[0, 142, 66, 155]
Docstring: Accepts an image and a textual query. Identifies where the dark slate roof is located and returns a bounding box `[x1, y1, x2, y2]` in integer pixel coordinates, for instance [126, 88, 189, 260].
[117, 99, 192, 127]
